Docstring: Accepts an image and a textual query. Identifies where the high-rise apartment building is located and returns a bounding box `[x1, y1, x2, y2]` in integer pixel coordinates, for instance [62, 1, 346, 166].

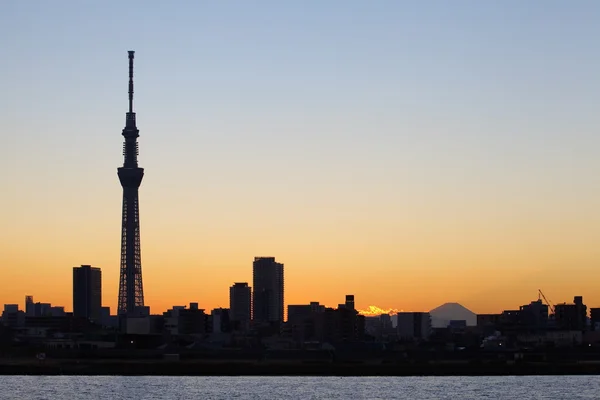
[345, 295, 355, 310]
[229, 282, 252, 331]
[252, 257, 284, 326]
[73, 265, 102, 322]
[25, 295, 34, 316]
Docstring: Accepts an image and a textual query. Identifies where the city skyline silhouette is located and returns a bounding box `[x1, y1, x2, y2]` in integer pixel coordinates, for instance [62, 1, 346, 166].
[1, 2, 600, 315]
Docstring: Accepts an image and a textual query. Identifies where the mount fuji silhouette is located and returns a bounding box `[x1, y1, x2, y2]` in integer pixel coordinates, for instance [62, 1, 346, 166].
[429, 302, 477, 327]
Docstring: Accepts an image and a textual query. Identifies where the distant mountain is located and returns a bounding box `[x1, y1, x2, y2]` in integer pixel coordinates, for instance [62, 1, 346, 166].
[429, 303, 477, 328]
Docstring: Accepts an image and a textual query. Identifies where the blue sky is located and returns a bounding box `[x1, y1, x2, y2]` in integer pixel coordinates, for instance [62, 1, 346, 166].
[3, 1, 598, 173]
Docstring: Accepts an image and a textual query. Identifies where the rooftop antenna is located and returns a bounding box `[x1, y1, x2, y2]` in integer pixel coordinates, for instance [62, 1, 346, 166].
[128, 50, 135, 113]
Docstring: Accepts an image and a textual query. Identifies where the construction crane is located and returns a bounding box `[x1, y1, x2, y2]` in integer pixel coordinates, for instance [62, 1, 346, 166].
[538, 289, 555, 314]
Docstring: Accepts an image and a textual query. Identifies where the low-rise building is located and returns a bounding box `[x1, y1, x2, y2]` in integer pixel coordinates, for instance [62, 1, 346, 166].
[210, 308, 231, 334]
[164, 303, 207, 336]
[517, 330, 583, 348]
[477, 314, 501, 336]
[590, 308, 600, 331]
[1, 305, 24, 327]
[285, 298, 365, 345]
[519, 300, 548, 332]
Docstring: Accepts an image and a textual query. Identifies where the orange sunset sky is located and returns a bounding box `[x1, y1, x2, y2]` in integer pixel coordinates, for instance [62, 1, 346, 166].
[1, 2, 600, 316]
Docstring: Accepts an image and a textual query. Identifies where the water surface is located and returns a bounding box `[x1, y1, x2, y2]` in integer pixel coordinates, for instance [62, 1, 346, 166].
[1, 375, 598, 399]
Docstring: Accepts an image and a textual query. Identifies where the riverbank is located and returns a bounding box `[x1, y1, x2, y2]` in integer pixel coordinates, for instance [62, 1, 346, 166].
[2, 359, 600, 376]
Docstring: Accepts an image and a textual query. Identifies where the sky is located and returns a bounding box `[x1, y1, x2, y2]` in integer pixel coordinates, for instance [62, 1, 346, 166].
[1, 1, 600, 315]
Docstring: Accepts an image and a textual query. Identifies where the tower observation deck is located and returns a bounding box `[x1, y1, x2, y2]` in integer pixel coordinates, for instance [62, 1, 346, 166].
[117, 50, 145, 315]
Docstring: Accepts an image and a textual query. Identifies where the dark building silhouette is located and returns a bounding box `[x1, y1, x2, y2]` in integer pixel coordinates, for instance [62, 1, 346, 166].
[1, 305, 24, 327]
[117, 50, 146, 315]
[49, 306, 66, 317]
[379, 314, 394, 331]
[287, 302, 324, 342]
[344, 295, 355, 310]
[330, 305, 365, 343]
[590, 308, 600, 331]
[288, 302, 325, 322]
[210, 308, 231, 333]
[555, 296, 587, 331]
[476, 313, 501, 336]
[448, 319, 467, 331]
[287, 299, 364, 344]
[252, 257, 284, 326]
[164, 304, 207, 336]
[498, 312, 519, 332]
[397, 312, 432, 341]
[519, 299, 549, 332]
[25, 295, 34, 317]
[100, 307, 114, 327]
[364, 314, 396, 341]
[33, 302, 51, 317]
[478, 299, 550, 335]
[230, 282, 251, 331]
[73, 265, 102, 322]
[24, 314, 95, 335]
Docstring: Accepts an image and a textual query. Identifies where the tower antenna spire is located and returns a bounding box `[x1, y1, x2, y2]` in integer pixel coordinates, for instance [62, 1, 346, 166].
[128, 50, 135, 113]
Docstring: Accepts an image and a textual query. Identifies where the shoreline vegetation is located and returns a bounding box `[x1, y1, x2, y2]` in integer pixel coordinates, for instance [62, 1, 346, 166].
[2, 359, 600, 376]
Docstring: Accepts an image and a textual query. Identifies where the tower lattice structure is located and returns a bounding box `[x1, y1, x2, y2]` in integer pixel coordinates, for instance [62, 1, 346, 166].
[117, 51, 145, 315]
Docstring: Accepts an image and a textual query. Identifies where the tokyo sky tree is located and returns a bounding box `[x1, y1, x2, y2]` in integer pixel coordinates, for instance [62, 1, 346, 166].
[117, 51, 145, 315]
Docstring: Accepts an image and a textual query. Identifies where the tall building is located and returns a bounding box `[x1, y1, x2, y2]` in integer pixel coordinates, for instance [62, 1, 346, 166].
[252, 257, 284, 326]
[345, 295, 355, 310]
[73, 265, 102, 321]
[230, 282, 252, 331]
[25, 295, 34, 316]
[117, 50, 146, 315]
